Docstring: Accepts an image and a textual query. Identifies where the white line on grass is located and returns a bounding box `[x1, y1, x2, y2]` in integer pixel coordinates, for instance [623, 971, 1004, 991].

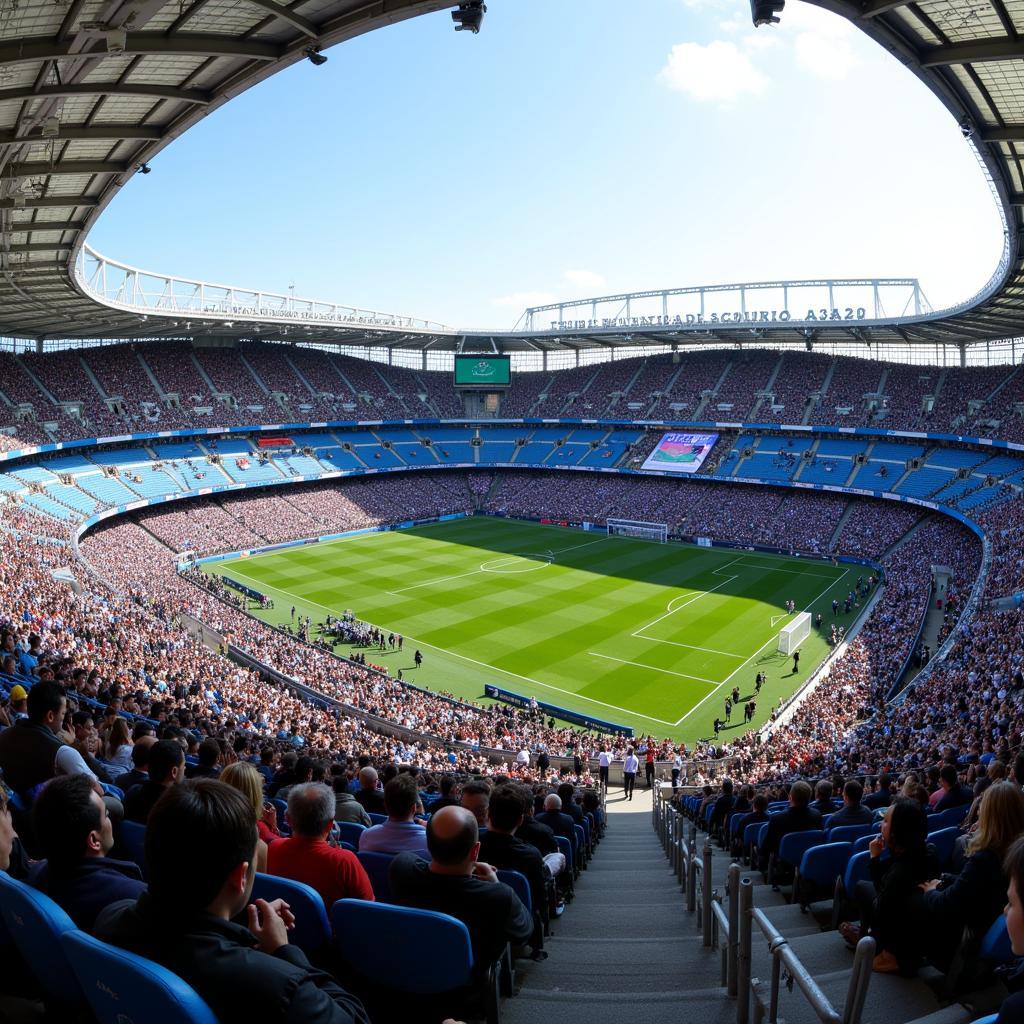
[588, 653, 720, 686]
[672, 568, 850, 727]
[629, 637, 748, 659]
[630, 574, 738, 638]
[386, 536, 606, 596]
[219, 564, 679, 728]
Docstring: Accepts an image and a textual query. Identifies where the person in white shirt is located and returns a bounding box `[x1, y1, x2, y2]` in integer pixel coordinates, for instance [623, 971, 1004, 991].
[598, 747, 612, 790]
[623, 748, 639, 801]
[671, 750, 683, 792]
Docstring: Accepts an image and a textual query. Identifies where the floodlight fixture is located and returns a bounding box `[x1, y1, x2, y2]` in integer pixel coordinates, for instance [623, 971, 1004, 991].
[304, 46, 328, 66]
[750, 0, 784, 26]
[960, 118, 973, 140]
[137, 163, 151, 174]
[452, 2, 486, 33]
[106, 28, 127, 53]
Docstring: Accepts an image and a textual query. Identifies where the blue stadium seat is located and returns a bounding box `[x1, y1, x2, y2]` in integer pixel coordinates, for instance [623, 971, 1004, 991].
[778, 830, 827, 871]
[367, 812, 387, 826]
[0, 871, 82, 1005]
[331, 898, 498, 1024]
[251, 873, 330, 959]
[61, 930, 217, 1024]
[929, 805, 969, 830]
[978, 915, 1013, 965]
[796, 842, 852, 908]
[118, 819, 147, 879]
[496, 869, 532, 915]
[337, 820, 367, 848]
[574, 824, 587, 870]
[927, 827, 960, 869]
[356, 850, 398, 903]
[842, 850, 874, 895]
[829, 824, 873, 845]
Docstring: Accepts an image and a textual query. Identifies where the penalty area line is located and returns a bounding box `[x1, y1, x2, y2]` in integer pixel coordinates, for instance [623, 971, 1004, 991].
[588, 653, 721, 687]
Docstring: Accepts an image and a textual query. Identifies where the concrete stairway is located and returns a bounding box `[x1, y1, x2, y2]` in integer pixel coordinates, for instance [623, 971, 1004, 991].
[502, 788, 734, 1024]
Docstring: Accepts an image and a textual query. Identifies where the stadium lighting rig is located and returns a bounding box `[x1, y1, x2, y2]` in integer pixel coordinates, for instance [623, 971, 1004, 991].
[452, 2, 486, 33]
[303, 46, 328, 66]
[750, 0, 784, 26]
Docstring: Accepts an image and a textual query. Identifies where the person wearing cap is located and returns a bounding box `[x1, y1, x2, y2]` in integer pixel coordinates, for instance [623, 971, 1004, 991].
[8, 685, 28, 721]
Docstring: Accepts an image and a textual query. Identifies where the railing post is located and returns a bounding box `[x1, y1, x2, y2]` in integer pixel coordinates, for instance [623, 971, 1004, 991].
[768, 936, 786, 1024]
[737, 877, 752, 1024]
[687, 838, 698, 912]
[843, 936, 876, 1024]
[702, 843, 714, 947]
[727, 863, 740, 997]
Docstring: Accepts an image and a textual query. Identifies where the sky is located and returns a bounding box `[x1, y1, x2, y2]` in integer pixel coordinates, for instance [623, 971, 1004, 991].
[87, 0, 1005, 332]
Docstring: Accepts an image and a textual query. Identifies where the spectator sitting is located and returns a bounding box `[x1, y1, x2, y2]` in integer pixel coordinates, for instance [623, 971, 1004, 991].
[920, 780, 1024, 970]
[103, 717, 134, 776]
[353, 767, 386, 816]
[430, 774, 460, 811]
[185, 737, 222, 780]
[863, 774, 894, 811]
[332, 775, 371, 827]
[841, 798, 937, 975]
[557, 782, 584, 826]
[535, 792, 575, 844]
[0, 681, 106, 796]
[357, 774, 428, 856]
[710, 779, 736, 833]
[761, 780, 823, 862]
[7, 685, 27, 720]
[733, 793, 770, 859]
[995, 836, 1024, 1023]
[28, 774, 145, 931]
[479, 784, 554, 954]
[266, 783, 373, 910]
[934, 764, 974, 813]
[829, 780, 875, 828]
[389, 805, 533, 976]
[460, 780, 491, 828]
[220, 762, 270, 872]
[95, 780, 369, 1024]
[117, 735, 157, 792]
[810, 779, 835, 818]
[123, 739, 185, 824]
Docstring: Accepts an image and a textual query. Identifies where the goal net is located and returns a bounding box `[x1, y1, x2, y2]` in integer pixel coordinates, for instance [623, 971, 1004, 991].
[607, 518, 668, 543]
[778, 612, 812, 654]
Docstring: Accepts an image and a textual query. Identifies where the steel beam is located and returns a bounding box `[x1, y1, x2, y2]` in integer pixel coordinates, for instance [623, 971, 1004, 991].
[243, 0, 319, 37]
[0, 125, 164, 145]
[5, 221, 86, 233]
[0, 84, 212, 106]
[920, 40, 1024, 67]
[980, 126, 1024, 143]
[0, 33, 282, 66]
[0, 197, 97, 209]
[4, 160, 128, 178]
[857, 0, 913, 16]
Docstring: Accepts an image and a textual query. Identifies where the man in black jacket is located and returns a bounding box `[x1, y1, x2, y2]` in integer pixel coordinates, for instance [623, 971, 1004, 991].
[96, 780, 368, 1024]
[761, 780, 823, 861]
[116, 735, 156, 793]
[828, 780, 875, 828]
[123, 740, 185, 824]
[390, 805, 533, 974]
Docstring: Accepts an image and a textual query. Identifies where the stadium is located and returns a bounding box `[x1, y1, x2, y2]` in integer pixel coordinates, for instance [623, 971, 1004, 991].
[0, 0, 1023, 1022]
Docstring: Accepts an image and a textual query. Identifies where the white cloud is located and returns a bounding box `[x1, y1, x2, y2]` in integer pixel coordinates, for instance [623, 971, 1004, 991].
[563, 269, 606, 290]
[793, 30, 860, 79]
[492, 290, 555, 308]
[659, 40, 768, 103]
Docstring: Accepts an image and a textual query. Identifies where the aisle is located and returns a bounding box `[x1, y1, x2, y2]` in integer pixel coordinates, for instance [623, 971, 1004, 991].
[500, 785, 734, 1024]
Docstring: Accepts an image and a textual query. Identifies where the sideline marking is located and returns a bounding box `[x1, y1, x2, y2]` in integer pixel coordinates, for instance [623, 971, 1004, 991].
[588, 653, 720, 687]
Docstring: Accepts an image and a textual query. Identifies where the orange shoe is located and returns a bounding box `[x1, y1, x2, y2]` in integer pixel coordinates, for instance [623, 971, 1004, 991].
[872, 951, 900, 973]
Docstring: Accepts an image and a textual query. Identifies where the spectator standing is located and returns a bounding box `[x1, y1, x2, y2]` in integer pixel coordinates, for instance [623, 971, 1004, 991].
[623, 747, 639, 801]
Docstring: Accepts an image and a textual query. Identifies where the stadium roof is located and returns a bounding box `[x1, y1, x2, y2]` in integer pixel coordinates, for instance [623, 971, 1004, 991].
[1, 0, 1023, 352]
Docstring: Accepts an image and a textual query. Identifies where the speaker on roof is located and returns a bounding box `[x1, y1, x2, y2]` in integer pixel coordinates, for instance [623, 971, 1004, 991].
[750, 0, 783, 25]
[452, 1, 486, 33]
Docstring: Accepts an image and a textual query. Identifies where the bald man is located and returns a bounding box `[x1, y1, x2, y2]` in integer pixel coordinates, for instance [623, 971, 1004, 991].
[354, 766, 385, 815]
[389, 805, 533, 973]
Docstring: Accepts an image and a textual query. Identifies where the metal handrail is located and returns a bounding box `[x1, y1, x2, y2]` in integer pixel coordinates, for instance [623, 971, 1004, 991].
[709, 863, 742, 991]
[746, 906, 875, 1024]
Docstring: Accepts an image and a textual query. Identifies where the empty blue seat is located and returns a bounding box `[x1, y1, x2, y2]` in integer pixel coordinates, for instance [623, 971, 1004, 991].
[927, 827, 960, 869]
[829, 824, 873, 845]
[356, 850, 397, 903]
[337, 820, 367, 849]
[251, 873, 330, 959]
[367, 812, 387, 826]
[929, 805, 969, 830]
[797, 841, 852, 906]
[118, 819, 147, 879]
[61, 930, 217, 1024]
[331, 898, 498, 1023]
[778, 830, 827, 869]
[0, 871, 82, 1005]
[496, 869, 531, 914]
[979, 915, 1013, 965]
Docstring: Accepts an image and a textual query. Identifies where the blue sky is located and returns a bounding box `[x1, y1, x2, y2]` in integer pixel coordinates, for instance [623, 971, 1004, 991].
[88, 0, 1004, 331]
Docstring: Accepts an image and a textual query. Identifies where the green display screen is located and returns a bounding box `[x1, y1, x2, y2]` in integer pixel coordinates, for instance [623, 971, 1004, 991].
[454, 355, 511, 388]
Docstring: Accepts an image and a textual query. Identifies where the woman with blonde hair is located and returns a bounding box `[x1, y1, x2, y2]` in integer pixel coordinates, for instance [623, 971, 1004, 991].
[921, 779, 1024, 969]
[219, 761, 269, 872]
[104, 717, 133, 771]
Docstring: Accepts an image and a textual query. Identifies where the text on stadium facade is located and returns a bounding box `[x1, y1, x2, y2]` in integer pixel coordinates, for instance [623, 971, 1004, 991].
[549, 308, 869, 331]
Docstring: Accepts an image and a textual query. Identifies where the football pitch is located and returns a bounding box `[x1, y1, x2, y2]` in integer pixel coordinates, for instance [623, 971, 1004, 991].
[204, 517, 869, 744]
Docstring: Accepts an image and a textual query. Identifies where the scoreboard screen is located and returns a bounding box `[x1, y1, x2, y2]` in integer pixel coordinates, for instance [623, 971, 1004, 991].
[454, 355, 511, 389]
[640, 431, 719, 474]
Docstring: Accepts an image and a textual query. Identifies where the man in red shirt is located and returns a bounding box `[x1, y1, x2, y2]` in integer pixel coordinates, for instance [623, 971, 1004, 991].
[267, 783, 374, 910]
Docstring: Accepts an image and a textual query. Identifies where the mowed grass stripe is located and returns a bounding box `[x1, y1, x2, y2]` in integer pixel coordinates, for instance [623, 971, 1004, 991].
[209, 519, 866, 742]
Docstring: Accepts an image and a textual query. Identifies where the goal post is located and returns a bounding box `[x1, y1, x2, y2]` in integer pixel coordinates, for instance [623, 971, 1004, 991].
[607, 518, 668, 543]
[778, 612, 811, 654]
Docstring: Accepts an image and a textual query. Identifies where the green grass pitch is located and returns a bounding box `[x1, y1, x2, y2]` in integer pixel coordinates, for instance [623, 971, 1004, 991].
[205, 517, 869, 744]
